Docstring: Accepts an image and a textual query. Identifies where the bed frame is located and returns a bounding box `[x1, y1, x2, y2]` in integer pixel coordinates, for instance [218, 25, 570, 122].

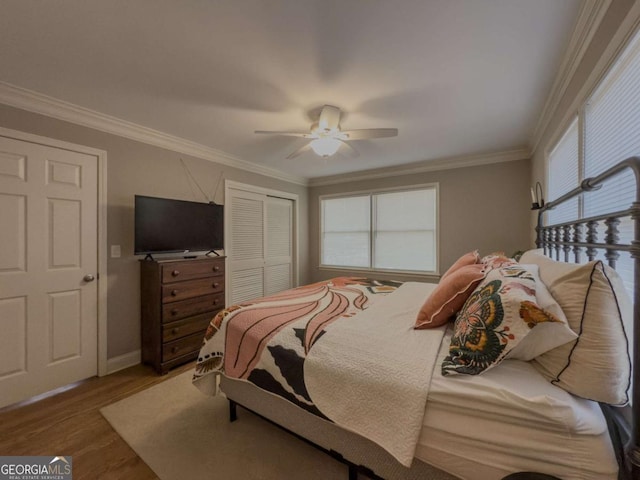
[221, 375, 457, 480]
[220, 156, 640, 480]
[535, 155, 640, 480]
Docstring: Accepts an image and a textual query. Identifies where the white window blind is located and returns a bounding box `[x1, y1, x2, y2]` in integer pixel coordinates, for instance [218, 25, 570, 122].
[321, 195, 370, 268]
[320, 185, 437, 273]
[374, 189, 436, 271]
[583, 34, 640, 220]
[547, 117, 579, 225]
[583, 32, 640, 299]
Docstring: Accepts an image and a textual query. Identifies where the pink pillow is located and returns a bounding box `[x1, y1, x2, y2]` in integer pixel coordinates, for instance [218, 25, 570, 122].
[415, 264, 487, 329]
[441, 250, 480, 280]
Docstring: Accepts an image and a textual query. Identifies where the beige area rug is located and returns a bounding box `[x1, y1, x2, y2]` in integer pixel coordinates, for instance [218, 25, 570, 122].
[100, 371, 347, 480]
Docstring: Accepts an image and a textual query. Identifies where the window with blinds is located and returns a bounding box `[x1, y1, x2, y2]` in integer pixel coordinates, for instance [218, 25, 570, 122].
[547, 118, 579, 225]
[320, 185, 438, 273]
[545, 27, 640, 299]
[583, 31, 640, 297]
[583, 33, 640, 220]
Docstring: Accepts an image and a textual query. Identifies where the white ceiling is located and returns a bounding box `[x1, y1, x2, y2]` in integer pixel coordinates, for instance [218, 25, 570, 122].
[0, 0, 582, 180]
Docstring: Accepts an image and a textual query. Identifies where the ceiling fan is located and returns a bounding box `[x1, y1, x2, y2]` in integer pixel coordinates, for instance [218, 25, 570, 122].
[255, 105, 398, 159]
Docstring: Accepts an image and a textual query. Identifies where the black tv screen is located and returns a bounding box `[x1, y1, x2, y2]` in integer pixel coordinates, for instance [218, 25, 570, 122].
[134, 195, 224, 255]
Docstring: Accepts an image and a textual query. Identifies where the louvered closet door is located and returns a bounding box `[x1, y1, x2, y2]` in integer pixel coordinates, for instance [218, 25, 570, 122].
[265, 197, 293, 296]
[228, 189, 266, 305]
[227, 188, 294, 305]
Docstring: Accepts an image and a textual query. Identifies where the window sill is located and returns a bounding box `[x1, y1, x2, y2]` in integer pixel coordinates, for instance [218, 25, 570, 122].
[318, 265, 440, 282]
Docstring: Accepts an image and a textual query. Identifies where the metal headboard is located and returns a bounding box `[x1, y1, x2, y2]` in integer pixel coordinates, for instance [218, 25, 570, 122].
[535, 156, 640, 479]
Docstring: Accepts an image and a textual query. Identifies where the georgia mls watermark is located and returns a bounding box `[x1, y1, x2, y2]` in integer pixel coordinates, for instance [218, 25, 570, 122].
[0, 456, 72, 480]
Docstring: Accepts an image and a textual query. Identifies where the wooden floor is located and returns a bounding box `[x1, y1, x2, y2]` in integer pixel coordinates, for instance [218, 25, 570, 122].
[0, 362, 194, 479]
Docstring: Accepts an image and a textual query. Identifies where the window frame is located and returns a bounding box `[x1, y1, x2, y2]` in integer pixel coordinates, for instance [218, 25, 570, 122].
[318, 183, 439, 276]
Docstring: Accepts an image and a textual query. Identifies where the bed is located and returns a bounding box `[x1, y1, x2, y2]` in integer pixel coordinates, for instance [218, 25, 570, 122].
[193, 156, 640, 480]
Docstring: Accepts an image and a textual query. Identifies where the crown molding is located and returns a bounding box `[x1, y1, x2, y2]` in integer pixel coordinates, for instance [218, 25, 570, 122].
[0, 82, 531, 189]
[307, 148, 530, 187]
[0, 81, 308, 186]
[530, 0, 611, 154]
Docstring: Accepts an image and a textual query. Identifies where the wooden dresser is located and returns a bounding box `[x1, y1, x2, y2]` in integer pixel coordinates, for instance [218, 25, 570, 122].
[140, 256, 225, 374]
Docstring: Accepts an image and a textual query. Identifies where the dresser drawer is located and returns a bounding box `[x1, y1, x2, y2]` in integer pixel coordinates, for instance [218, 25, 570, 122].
[162, 332, 204, 362]
[162, 293, 224, 322]
[162, 276, 224, 303]
[161, 259, 225, 284]
[162, 312, 216, 342]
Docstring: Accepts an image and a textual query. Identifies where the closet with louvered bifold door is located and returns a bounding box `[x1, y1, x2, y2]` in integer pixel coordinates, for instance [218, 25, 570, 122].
[227, 186, 294, 305]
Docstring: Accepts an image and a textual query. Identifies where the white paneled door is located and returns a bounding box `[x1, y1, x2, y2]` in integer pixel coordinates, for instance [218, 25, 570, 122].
[0, 136, 99, 408]
[227, 185, 294, 305]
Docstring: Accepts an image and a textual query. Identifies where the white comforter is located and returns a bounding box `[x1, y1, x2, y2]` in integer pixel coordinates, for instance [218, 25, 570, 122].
[304, 282, 445, 467]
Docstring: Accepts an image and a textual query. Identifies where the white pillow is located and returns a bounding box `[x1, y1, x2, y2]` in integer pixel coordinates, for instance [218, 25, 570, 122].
[507, 264, 576, 361]
[519, 250, 632, 405]
[520, 248, 576, 286]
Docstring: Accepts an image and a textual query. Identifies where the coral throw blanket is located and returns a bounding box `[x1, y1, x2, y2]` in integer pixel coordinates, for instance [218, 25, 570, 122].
[193, 277, 444, 466]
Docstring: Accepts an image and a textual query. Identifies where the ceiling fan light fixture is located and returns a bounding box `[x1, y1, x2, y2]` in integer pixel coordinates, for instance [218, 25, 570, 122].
[255, 105, 398, 159]
[310, 137, 341, 157]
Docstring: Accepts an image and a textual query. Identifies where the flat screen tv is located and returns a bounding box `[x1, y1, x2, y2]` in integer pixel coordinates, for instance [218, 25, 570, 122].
[134, 195, 224, 256]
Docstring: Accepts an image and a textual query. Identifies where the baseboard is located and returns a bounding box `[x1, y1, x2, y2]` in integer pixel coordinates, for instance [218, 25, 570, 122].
[106, 350, 141, 375]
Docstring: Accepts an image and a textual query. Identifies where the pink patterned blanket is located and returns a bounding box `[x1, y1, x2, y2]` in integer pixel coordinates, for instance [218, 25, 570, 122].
[192, 277, 401, 415]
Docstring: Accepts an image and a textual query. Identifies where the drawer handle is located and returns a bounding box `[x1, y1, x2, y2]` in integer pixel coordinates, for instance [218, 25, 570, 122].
[172, 328, 179, 335]
[212, 282, 219, 288]
[172, 270, 180, 277]
[213, 299, 219, 305]
[171, 346, 179, 354]
[171, 289, 178, 296]
[213, 266, 220, 272]
[171, 308, 178, 316]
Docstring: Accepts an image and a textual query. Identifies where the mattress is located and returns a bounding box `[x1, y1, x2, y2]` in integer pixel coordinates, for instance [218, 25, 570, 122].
[220, 328, 618, 480]
[415, 329, 618, 480]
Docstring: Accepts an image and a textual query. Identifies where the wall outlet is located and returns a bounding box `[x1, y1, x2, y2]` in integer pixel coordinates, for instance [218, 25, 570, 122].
[111, 245, 121, 258]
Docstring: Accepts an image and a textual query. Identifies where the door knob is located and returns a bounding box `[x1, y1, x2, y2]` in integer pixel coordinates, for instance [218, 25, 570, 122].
[83, 274, 95, 282]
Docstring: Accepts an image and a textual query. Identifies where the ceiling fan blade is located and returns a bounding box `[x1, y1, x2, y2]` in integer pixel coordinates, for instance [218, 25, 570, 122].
[338, 140, 359, 158]
[255, 130, 312, 138]
[286, 142, 312, 159]
[318, 105, 341, 132]
[341, 128, 398, 140]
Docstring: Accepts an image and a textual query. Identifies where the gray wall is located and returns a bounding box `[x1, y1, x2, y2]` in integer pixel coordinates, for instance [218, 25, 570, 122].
[0, 104, 309, 359]
[309, 158, 532, 284]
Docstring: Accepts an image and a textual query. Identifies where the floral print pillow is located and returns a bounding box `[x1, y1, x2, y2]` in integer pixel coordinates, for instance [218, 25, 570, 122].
[442, 264, 563, 376]
[480, 252, 517, 269]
